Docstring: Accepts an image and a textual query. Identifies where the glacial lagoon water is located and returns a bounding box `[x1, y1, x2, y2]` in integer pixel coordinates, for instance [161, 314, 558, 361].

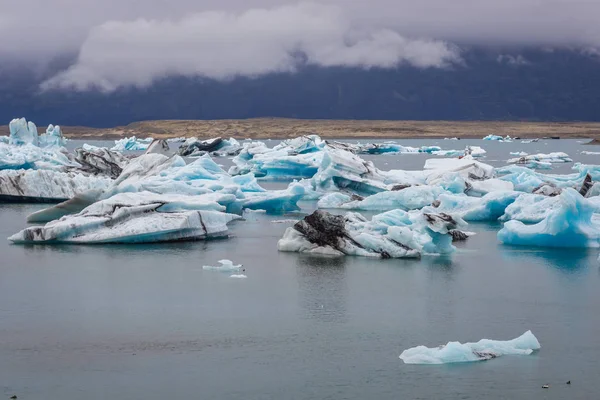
[1, 138, 600, 399]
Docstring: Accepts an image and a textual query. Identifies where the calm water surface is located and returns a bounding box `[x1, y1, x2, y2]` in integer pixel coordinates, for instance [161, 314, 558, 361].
[1, 139, 599, 399]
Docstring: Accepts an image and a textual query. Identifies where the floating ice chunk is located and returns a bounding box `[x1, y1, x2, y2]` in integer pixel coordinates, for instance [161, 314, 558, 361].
[521, 139, 539, 143]
[111, 136, 151, 151]
[9, 118, 38, 146]
[278, 209, 463, 258]
[483, 134, 512, 142]
[203, 259, 242, 272]
[0, 170, 111, 203]
[582, 151, 600, 155]
[498, 188, 600, 247]
[444, 137, 459, 140]
[399, 331, 540, 364]
[500, 194, 564, 223]
[510, 151, 528, 156]
[9, 192, 241, 244]
[508, 152, 572, 165]
[230, 274, 248, 279]
[424, 191, 521, 221]
[0, 136, 9, 144]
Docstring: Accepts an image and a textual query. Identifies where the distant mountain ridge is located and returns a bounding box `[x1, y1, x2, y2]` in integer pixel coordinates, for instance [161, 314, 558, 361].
[1, 47, 599, 127]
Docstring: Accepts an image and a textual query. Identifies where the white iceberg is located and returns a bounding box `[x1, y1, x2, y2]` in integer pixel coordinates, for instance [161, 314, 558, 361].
[399, 331, 540, 364]
[202, 259, 243, 272]
[0, 169, 112, 203]
[111, 136, 152, 151]
[9, 192, 241, 244]
[278, 209, 464, 258]
[230, 274, 248, 279]
[9, 118, 38, 146]
[507, 152, 572, 166]
[498, 188, 600, 248]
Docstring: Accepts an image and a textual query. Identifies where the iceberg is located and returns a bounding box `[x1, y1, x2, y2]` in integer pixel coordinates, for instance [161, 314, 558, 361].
[278, 209, 463, 258]
[399, 331, 540, 364]
[9, 192, 241, 244]
[202, 259, 243, 272]
[74, 146, 130, 178]
[508, 152, 572, 166]
[0, 169, 111, 203]
[9, 118, 38, 146]
[230, 274, 248, 279]
[423, 191, 521, 221]
[483, 134, 512, 142]
[111, 136, 152, 151]
[319, 186, 446, 212]
[38, 124, 66, 148]
[498, 188, 600, 248]
[178, 137, 241, 157]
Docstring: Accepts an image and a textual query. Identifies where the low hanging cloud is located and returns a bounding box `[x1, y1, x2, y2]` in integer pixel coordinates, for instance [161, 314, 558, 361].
[42, 3, 459, 91]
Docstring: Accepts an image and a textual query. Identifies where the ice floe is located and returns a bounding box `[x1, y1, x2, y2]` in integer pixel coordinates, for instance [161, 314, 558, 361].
[203, 259, 243, 272]
[399, 331, 540, 364]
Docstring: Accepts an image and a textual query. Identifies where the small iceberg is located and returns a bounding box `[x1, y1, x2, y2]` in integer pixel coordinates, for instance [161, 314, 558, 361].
[230, 274, 248, 279]
[111, 136, 152, 151]
[203, 259, 243, 272]
[483, 134, 512, 142]
[507, 152, 572, 166]
[399, 330, 540, 364]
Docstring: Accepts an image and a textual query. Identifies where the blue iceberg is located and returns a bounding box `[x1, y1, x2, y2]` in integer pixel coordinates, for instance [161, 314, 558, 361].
[498, 188, 600, 248]
[399, 330, 540, 364]
[111, 136, 152, 151]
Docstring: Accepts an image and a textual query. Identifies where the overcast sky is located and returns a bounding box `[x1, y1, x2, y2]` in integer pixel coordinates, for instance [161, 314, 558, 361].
[2, 0, 599, 90]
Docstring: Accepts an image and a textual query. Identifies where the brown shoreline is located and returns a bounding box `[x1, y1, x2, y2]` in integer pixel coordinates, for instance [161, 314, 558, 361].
[3, 118, 600, 141]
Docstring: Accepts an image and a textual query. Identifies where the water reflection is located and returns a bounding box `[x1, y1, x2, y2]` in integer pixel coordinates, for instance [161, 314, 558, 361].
[294, 255, 348, 323]
[500, 245, 594, 273]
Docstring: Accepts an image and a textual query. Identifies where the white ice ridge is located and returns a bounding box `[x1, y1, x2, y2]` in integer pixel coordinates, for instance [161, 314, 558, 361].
[399, 331, 540, 364]
[202, 259, 243, 272]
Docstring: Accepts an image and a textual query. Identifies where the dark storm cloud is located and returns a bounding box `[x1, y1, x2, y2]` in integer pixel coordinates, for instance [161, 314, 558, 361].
[2, 0, 599, 90]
